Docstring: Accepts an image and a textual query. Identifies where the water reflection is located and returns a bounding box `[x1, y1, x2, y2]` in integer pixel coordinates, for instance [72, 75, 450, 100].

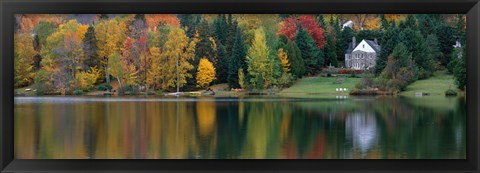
[345, 113, 378, 158]
[14, 96, 466, 159]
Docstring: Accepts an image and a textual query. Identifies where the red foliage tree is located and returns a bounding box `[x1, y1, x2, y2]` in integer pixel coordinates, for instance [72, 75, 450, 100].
[278, 15, 326, 48]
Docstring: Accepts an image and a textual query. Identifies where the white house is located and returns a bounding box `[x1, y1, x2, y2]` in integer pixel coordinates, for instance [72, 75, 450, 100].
[345, 37, 381, 70]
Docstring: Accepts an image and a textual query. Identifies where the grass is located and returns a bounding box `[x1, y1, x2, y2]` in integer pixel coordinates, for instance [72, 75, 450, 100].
[279, 76, 361, 98]
[400, 71, 462, 97]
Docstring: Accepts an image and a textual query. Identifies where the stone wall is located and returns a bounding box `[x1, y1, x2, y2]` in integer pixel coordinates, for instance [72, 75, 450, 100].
[345, 51, 377, 70]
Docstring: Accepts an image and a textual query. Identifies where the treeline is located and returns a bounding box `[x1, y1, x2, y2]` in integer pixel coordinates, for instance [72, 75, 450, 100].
[364, 14, 466, 92]
[14, 14, 466, 95]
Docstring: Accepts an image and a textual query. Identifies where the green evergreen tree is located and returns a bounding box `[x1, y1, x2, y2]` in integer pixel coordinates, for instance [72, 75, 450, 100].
[295, 26, 323, 75]
[376, 27, 400, 76]
[324, 34, 337, 67]
[228, 28, 247, 88]
[214, 14, 228, 46]
[436, 25, 456, 67]
[379, 14, 390, 31]
[83, 25, 99, 70]
[285, 41, 305, 78]
[216, 43, 229, 83]
[426, 34, 441, 64]
[338, 27, 354, 67]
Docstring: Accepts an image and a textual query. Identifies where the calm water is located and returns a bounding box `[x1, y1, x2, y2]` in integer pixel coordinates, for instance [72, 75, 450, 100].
[14, 96, 466, 159]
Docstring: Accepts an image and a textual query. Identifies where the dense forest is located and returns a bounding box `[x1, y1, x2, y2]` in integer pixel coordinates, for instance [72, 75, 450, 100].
[13, 14, 466, 95]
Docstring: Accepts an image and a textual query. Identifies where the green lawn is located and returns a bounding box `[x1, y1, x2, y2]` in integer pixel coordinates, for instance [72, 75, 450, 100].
[279, 76, 361, 98]
[400, 71, 461, 97]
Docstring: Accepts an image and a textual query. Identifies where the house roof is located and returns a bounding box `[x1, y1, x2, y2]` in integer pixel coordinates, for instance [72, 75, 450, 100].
[346, 39, 381, 55]
[364, 40, 381, 53]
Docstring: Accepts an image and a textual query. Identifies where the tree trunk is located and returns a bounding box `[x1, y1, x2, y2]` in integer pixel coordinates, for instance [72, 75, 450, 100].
[105, 56, 110, 83]
[117, 78, 123, 95]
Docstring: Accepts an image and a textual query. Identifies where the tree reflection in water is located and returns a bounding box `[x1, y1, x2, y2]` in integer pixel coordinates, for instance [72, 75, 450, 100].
[14, 96, 466, 159]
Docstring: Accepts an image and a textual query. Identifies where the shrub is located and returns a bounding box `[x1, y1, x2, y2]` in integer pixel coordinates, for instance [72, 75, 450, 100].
[96, 83, 113, 91]
[326, 71, 332, 77]
[445, 89, 458, 96]
[73, 89, 86, 95]
[338, 69, 364, 74]
[277, 73, 294, 88]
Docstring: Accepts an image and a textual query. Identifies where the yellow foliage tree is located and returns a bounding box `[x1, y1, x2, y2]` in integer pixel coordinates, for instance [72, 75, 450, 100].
[196, 58, 216, 88]
[95, 18, 127, 83]
[161, 27, 196, 90]
[147, 47, 162, 90]
[14, 33, 37, 88]
[238, 68, 245, 89]
[108, 52, 138, 92]
[76, 67, 101, 90]
[277, 48, 290, 73]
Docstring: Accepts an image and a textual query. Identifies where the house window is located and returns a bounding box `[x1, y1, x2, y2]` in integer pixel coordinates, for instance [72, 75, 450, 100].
[363, 44, 365, 48]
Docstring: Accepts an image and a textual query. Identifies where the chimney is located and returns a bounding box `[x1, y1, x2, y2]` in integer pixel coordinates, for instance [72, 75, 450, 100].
[374, 38, 378, 44]
[352, 36, 356, 48]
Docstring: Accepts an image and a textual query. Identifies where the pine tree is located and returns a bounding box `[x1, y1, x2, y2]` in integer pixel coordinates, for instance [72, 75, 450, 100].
[216, 43, 229, 83]
[295, 26, 322, 75]
[426, 34, 442, 64]
[285, 41, 305, 78]
[99, 14, 109, 20]
[375, 27, 399, 76]
[214, 14, 228, 46]
[454, 14, 466, 44]
[228, 28, 247, 88]
[436, 25, 456, 67]
[83, 25, 99, 70]
[338, 27, 354, 67]
[379, 14, 390, 31]
[324, 34, 338, 67]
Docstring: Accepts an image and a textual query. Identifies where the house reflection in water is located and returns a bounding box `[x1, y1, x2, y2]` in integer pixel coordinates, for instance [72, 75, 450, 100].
[345, 112, 378, 159]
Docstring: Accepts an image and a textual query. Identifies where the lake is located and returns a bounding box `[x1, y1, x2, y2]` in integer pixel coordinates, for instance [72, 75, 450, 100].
[14, 96, 466, 159]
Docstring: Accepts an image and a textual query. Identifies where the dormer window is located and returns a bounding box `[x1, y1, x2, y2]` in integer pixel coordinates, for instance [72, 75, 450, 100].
[363, 44, 365, 48]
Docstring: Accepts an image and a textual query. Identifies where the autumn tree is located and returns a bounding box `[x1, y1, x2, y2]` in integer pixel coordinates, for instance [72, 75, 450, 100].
[76, 67, 101, 90]
[35, 22, 56, 48]
[277, 48, 290, 73]
[108, 52, 138, 94]
[246, 27, 275, 89]
[146, 47, 162, 90]
[14, 34, 37, 88]
[38, 20, 88, 94]
[96, 18, 127, 83]
[196, 58, 216, 88]
[192, 20, 217, 87]
[278, 15, 326, 48]
[145, 14, 180, 31]
[161, 27, 196, 90]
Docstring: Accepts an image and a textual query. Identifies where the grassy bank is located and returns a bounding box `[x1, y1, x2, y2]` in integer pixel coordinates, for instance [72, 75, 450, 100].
[279, 76, 361, 98]
[400, 71, 462, 97]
